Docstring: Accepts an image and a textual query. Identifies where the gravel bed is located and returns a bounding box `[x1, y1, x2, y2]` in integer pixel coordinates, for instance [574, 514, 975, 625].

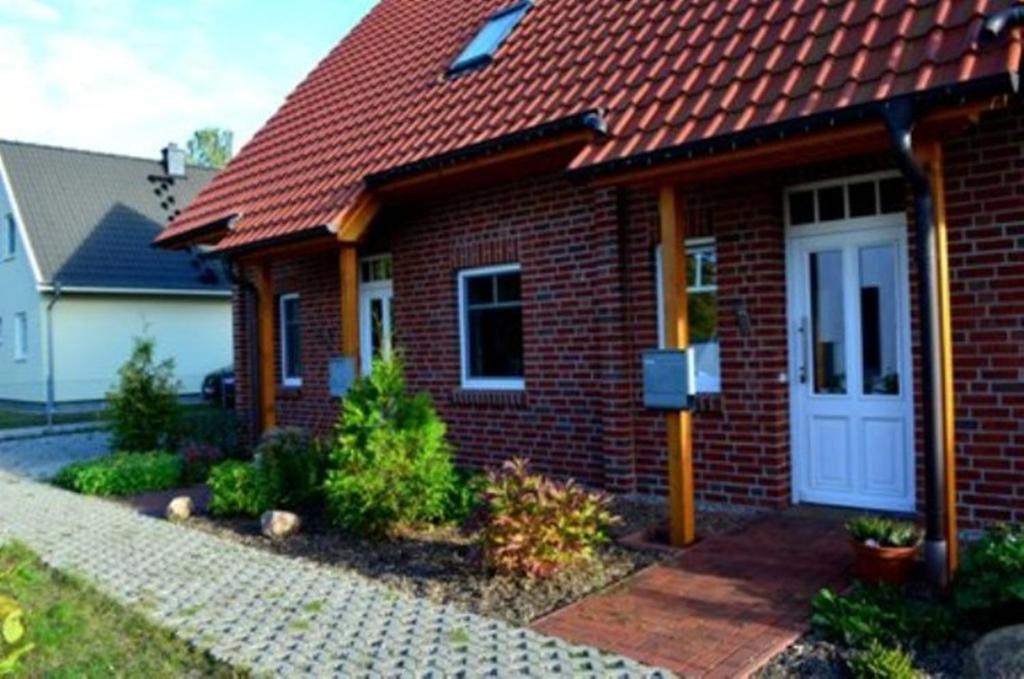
[181, 496, 756, 627]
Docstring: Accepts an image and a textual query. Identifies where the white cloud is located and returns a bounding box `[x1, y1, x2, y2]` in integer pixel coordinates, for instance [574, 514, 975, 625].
[0, 0, 60, 22]
[0, 23, 279, 159]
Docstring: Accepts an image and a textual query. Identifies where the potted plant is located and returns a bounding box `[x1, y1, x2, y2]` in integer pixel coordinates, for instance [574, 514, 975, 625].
[846, 516, 922, 585]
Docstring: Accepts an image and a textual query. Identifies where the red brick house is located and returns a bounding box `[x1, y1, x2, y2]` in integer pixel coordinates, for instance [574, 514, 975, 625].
[158, 1, 1024, 583]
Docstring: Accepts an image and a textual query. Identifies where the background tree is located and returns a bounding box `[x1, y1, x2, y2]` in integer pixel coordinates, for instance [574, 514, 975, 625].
[186, 128, 234, 169]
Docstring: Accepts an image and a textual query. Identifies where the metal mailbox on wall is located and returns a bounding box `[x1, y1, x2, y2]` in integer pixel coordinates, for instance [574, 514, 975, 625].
[642, 349, 696, 411]
[328, 356, 356, 398]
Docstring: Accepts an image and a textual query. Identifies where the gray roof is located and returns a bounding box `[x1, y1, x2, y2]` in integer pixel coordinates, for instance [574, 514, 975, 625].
[0, 140, 228, 292]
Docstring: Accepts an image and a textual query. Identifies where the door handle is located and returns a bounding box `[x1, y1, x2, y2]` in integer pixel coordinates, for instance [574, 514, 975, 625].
[798, 316, 809, 384]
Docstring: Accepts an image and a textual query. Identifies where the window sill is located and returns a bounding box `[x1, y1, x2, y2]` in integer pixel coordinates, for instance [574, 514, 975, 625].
[450, 389, 529, 409]
[693, 393, 722, 414]
[278, 385, 303, 399]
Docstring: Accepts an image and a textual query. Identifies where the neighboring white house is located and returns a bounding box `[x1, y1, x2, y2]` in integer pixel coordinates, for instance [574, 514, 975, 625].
[0, 140, 232, 411]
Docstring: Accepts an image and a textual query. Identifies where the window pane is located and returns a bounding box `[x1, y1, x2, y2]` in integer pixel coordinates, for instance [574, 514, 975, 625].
[860, 244, 900, 395]
[6, 216, 15, 255]
[466, 276, 493, 305]
[818, 185, 846, 221]
[468, 307, 523, 378]
[688, 291, 717, 344]
[685, 252, 698, 287]
[848, 181, 878, 218]
[810, 250, 846, 394]
[370, 298, 384, 360]
[495, 272, 521, 302]
[282, 298, 301, 380]
[699, 249, 716, 287]
[789, 190, 815, 225]
[879, 178, 905, 214]
[451, 3, 529, 71]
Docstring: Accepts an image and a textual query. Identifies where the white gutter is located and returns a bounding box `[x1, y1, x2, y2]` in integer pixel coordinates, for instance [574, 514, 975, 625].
[0, 149, 45, 285]
[37, 285, 232, 298]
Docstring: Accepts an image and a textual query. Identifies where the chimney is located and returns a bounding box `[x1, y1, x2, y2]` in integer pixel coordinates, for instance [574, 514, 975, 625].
[162, 143, 186, 178]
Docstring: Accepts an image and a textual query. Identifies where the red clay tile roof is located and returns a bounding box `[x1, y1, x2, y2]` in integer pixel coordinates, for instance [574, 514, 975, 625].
[159, 0, 1022, 252]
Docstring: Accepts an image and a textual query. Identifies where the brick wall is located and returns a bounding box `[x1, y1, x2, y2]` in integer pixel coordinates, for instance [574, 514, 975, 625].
[944, 107, 1024, 528]
[230, 108, 1024, 526]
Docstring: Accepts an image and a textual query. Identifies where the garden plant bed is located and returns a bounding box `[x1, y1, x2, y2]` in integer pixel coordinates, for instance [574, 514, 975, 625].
[757, 632, 969, 678]
[183, 497, 754, 626]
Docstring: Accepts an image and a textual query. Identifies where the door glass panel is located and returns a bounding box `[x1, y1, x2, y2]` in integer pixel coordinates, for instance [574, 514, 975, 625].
[810, 250, 846, 394]
[860, 244, 900, 395]
[370, 298, 385, 360]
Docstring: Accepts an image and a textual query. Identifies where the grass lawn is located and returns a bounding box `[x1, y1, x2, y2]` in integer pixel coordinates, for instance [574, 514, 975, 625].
[0, 542, 243, 678]
[0, 403, 221, 431]
[0, 410, 101, 430]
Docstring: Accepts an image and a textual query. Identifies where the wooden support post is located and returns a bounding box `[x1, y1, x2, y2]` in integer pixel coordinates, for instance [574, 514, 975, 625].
[340, 245, 360, 369]
[927, 142, 959, 574]
[255, 260, 276, 432]
[659, 185, 696, 547]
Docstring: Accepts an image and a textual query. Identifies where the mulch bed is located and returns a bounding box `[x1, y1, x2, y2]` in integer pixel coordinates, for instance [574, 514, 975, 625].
[148, 492, 757, 626]
[756, 633, 968, 678]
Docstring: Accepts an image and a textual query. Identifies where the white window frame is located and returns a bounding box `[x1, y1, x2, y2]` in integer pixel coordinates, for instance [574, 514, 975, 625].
[278, 293, 302, 387]
[4, 214, 15, 260]
[783, 170, 904, 229]
[457, 263, 525, 391]
[655, 238, 720, 393]
[13, 312, 27, 361]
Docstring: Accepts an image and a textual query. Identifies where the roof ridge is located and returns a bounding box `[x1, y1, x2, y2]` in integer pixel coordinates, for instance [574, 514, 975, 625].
[0, 138, 217, 173]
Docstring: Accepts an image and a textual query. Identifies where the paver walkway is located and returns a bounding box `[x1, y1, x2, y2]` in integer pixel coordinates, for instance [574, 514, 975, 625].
[534, 513, 850, 678]
[0, 471, 668, 677]
[0, 430, 109, 479]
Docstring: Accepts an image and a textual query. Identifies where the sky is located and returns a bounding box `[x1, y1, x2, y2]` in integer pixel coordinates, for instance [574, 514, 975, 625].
[0, 0, 379, 159]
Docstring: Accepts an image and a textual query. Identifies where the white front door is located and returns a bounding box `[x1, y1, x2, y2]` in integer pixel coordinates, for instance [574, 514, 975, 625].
[788, 220, 915, 512]
[359, 278, 393, 376]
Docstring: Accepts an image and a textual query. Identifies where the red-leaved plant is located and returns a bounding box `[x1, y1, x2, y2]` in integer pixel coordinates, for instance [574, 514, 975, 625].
[478, 458, 619, 579]
[180, 443, 224, 485]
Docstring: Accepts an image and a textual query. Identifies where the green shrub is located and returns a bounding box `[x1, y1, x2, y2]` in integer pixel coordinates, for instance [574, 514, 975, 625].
[255, 428, 324, 510]
[444, 468, 486, 524]
[53, 452, 183, 496]
[954, 524, 1024, 624]
[848, 640, 918, 679]
[105, 337, 182, 451]
[206, 461, 271, 517]
[324, 357, 458, 536]
[812, 585, 956, 650]
[846, 516, 922, 548]
[177, 407, 246, 459]
[478, 458, 619, 579]
[179, 443, 224, 485]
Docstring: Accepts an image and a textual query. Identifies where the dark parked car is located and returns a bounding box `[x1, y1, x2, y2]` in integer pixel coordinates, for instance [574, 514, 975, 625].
[201, 366, 235, 407]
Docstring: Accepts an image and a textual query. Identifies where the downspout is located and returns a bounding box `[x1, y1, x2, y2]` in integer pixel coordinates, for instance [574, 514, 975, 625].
[45, 281, 62, 430]
[883, 98, 947, 588]
[224, 258, 261, 443]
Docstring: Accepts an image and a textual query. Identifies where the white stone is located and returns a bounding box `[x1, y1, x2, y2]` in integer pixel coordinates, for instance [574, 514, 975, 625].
[968, 624, 1024, 678]
[165, 496, 194, 522]
[260, 510, 301, 539]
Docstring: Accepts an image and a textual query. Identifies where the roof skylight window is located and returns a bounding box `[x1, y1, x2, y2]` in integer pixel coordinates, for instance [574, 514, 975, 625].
[449, 2, 531, 74]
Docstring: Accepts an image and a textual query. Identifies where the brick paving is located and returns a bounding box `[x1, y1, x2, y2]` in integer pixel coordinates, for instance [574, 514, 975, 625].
[533, 513, 850, 678]
[0, 471, 669, 677]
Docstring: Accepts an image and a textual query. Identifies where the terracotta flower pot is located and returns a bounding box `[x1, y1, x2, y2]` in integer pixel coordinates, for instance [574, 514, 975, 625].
[851, 539, 919, 586]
